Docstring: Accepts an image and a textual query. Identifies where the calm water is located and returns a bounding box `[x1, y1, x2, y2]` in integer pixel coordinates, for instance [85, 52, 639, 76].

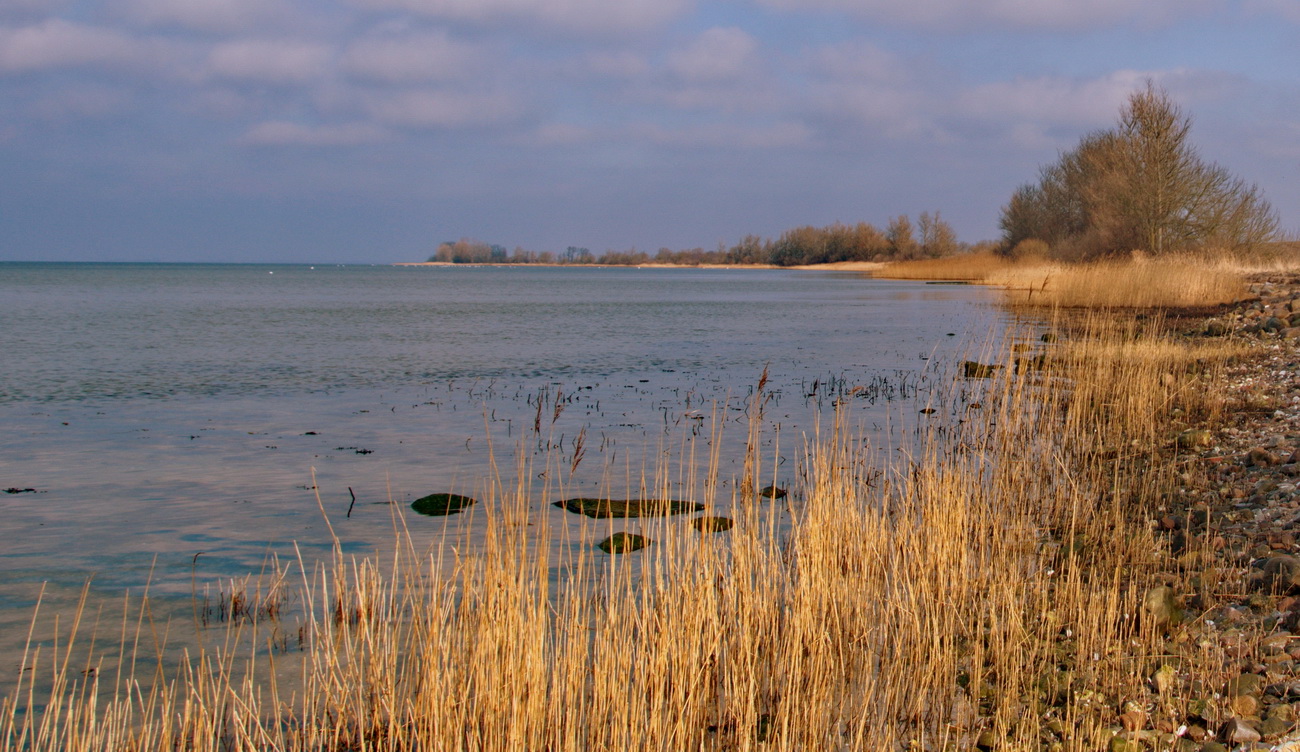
[0, 262, 1010, 654]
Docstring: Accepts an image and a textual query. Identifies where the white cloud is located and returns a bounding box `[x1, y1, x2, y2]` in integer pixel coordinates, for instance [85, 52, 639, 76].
[755, 0, 1214, 31]
[628, 121, 810, 149]
[31, 86, 131, 119]
[1245, 0, 1300, 22]
[666, 27, 759, 83]
[365, 88, 524, 128]
[0, 19, 163, 72]
[117, 0, 294, 33]
[240, 120, 388, 146]
[956, 71, 1155, 128]
[340, 30, 483, 82]
[345, 0, 691, 34]
[207, 39, 331, 84]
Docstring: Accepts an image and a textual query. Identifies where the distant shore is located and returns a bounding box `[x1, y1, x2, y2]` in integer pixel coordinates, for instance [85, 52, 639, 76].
[394, 260, 889, 272]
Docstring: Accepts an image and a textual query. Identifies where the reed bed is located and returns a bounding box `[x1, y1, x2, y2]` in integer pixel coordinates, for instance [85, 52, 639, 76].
[0, 316, 1253, 750]
[879, 253, 1257, 309]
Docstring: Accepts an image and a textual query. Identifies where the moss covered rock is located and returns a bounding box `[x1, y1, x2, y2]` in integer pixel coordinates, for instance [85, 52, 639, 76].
[553, 497, 702, 518]
[410, 492, 476, 516]
[597, 532, 651, 554]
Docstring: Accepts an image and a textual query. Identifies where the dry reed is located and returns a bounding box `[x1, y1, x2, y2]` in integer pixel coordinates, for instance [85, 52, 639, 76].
[0, 310, 1256, 750]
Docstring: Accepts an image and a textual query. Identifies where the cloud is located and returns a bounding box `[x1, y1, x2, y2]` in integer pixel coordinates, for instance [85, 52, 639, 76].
[345, 0, 691, 34]
[117, 0, 294, 33]
[1245, 0, 1300, 22]
[207, 39, 331, 84]
[666, 27, 759, 83]
[239, 120, 388, 146]
[365, 88, 524, 128]
[754, 0, 1214, 31]
[340, 30, 483, 82]
[629, 121, 810, 149]
[31, 86, 131, 120]
[956, 70, 1156, 128]
[0, 19, 164, 72]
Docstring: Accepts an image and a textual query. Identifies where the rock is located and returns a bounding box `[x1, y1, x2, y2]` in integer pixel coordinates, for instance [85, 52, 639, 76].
[1142, 585, 1183, 628]
[1259, 556, 1300, 594]
[1177, 429, 1213, 448]
[758, 485, 787, 500]
[1197, 743, 1227, 752]
[1263, 316, 1286, 332]
[553, 497, 703, 518]
[1108, 737, 1140, 752]
[1248, 447, 1282, 467]
[1259, 715, 1292, 738]
[1219, 717, 1261, 744]
[597, 532, 651, 554]
[1229, 693, 1260, 716]
[1152, 664, 1177, 695]
[691, 516, 734, 533]
[1204, 320, 1229, 336]
[1227, 673, 1265, 697]
[962, 361, 999, 378]
[410, 492, 476, 516]
[974, 730, 997, 750]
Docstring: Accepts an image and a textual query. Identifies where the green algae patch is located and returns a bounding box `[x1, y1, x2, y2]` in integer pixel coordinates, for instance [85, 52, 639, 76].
[691, 516, 734, 533]
[552, 497, 703, 518]
[597, 532, 651, 554]
[411, 493, 476, 516]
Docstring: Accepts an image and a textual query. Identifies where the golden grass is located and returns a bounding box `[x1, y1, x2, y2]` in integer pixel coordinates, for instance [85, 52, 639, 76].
[0, 319, 1256, 750]
[881, 252, 1255, 309]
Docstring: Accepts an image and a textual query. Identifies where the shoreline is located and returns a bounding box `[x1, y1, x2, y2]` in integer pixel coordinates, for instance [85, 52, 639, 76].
[393, 260, 888, 272]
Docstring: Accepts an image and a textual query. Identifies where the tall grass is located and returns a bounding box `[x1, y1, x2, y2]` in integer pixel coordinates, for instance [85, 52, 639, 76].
[880, 253, 1255, 308]
[0, 318, 1252, 750]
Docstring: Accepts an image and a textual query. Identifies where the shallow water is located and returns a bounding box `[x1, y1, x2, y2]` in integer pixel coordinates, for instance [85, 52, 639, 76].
[0, 262, 1012, 663]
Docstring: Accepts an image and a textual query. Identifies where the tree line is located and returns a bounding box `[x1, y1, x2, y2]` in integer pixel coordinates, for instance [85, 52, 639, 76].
[427, 212, 968, 267]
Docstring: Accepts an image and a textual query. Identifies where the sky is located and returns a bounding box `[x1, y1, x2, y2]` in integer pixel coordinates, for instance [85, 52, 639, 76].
[1, 0, 1298, 263]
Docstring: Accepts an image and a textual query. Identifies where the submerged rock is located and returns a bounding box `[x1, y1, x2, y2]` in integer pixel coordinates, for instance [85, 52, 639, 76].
[962, 361, 999, 378]
[552, 497, 703, 518]
[410, 492, 476, 516]
[692, 516, 734, 533]
[597, 532, 650, 554]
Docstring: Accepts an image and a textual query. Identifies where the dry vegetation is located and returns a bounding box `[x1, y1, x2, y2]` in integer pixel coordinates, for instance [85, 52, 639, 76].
[879, 253, 1267, 309]
[1, 264, 1269, 750]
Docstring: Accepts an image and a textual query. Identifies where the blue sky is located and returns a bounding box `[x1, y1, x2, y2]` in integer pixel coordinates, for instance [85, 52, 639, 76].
[1, 0, 1297, 262]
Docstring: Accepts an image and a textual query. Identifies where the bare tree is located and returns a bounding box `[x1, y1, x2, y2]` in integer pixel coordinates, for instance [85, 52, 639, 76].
[999, 83, 1278, 259]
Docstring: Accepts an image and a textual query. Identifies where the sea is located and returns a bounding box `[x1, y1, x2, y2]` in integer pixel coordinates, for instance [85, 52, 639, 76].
[0, 262, 1012, 661]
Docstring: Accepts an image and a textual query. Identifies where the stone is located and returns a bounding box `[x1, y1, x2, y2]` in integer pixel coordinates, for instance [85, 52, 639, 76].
[410, 492, 476, 516]
[553, 497, 703, 518]
[597, 532, 651, 554]
[1204, 320, 1229, 336]
[1227, 673, 1265, 697]
[1143, 585, 1183, 628]
[1249, 447, 1282, 467]
[1263, 316, 1286, 332]
[1259, 715, 1292, 738]
[691, 516, 734, 533]
[1108, 737, 1139, 752]
[1260, 557, 1300, 594]
[1219, 717, 1261, 744]
[1152, 664, 1177, 695]
[961, 361, 999, 378]
[1177, 429, 1213, 448]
